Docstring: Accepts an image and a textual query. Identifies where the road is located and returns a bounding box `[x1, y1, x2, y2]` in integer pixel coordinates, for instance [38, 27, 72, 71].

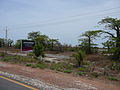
[0, 75, 38, 90]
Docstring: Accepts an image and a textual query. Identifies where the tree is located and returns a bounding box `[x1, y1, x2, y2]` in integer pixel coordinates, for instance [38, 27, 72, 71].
[79, 30, 101, 54]
[28, 31, 49, 48]
[7, 39, 13, 47]
[72, 50, 85, 67]
[99, 17, 120, 60]
[35, 35, 49, 46]
[28, 31, 41, 40]
[102, 40, 115, 52]
[0, 38, 4, 47]
[48, 39, 59, 51]
[33, 43, 44, 58]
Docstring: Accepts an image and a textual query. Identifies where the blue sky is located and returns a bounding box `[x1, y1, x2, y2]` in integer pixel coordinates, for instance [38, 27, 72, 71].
[0, 0, 120, 46]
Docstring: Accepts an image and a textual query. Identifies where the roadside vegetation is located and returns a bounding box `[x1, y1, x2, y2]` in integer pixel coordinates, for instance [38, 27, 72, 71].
[0, 17, 120, 83]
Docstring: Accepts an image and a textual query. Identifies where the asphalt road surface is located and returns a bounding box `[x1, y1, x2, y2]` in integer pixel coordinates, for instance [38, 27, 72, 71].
[0, 75, 38, 90]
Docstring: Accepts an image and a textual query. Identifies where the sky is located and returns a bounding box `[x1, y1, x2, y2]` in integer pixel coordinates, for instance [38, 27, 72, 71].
[0, 0, 120, 46]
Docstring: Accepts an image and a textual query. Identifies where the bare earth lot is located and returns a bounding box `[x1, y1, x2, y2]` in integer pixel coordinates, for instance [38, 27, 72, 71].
[0, 62, 120, 90]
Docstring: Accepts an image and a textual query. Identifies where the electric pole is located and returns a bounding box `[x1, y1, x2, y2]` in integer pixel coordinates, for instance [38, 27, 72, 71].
[4, 26, 8, 53]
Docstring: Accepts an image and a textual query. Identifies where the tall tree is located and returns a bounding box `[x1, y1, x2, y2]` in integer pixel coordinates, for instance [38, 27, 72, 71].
[79, 30, 101, 54]
[99, 17, 120, 60]
[28, 31, 41, 40]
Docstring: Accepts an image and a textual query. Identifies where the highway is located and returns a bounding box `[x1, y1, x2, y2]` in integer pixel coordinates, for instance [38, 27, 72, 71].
[0, 75, 38, 90]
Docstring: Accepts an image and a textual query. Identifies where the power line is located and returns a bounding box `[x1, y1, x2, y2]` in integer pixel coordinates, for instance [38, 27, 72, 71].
[9, 11, 120, 29]
[6, 6, 120, 28]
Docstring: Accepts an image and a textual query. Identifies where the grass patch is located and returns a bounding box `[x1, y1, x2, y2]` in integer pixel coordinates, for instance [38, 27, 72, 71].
[36, 63, 47, 69]
[64, 70, 72, 73]
[50, 62, 72, 72]
[0, 55, 37, 63]
[77, 72, 86, 76]
[78, 67, 87, 72]
[107, 76, 119, 81]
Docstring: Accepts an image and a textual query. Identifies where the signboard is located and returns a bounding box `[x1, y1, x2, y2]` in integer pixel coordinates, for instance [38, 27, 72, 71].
[21, 40, 35, 51]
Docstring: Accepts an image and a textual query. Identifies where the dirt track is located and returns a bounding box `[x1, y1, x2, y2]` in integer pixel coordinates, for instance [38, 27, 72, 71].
[0, 62, 120, 90]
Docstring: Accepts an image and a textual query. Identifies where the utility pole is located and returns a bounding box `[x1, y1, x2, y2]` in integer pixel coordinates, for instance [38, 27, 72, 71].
[4, 26, 8, 53]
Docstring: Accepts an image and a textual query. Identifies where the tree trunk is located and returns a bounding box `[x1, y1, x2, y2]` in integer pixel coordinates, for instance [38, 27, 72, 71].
[115, 29, 120, 61]
[88, 37, 91, 54]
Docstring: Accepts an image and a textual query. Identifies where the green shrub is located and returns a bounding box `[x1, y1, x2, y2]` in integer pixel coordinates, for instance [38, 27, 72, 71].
[71, 50, 85, 67]
[64, 70, 72, 73]
[26, 64, 33, 66]
[33, 44, 44, 57]
[107, 76, 119, 81]
[77, 72, 86, 76]
[91, 72, 99, 78]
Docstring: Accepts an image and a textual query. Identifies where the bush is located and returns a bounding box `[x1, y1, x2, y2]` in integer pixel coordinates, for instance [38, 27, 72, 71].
[26, 64, 33, 66]
[71, 50, 85, 67]
[107, 76, 119, 81]
[64, 70, 72, 73]
[33, 44, 44, 57]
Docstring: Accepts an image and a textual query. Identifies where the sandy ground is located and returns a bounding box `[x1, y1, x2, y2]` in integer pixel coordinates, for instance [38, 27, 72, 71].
[0, 62, 119, 90]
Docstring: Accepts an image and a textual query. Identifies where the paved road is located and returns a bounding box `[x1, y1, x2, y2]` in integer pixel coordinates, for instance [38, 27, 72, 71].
[0, 75, 38, 90]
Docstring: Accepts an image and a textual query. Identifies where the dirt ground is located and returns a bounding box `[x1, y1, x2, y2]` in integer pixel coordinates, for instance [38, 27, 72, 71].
[0, 62, 120, 90]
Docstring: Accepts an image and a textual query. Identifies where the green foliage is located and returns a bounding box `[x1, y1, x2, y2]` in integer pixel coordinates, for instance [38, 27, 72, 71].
[72, 50, 85, 67]
[99, 17, 120, 61]
[79, 30, 102, 54]
[33, 44, 44, 57]
[77, 72, 86, 76]
[107, 76, 119, 81]
[48, 39, 59, 51]
[28, 31, 41, 40]
[64, 70, 72, 73]
[26, 64, 33, 66]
